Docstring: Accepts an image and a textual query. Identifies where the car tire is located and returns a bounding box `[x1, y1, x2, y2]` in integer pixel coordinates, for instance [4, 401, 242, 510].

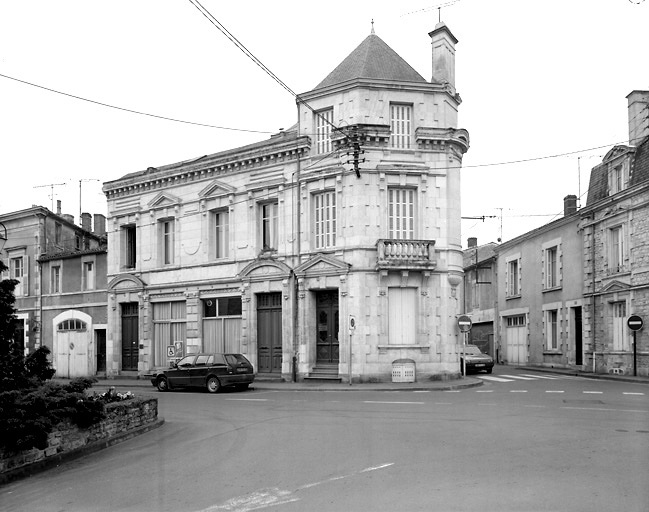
[157, 377, 169, 392]
[206, 376, 221, 393]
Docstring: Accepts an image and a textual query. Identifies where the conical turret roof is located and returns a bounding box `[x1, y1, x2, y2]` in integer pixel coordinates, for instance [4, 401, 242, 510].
[314, 33, 427, 90]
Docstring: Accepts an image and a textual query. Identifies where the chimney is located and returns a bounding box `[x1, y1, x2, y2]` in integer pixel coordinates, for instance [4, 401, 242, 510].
[429, 22, 458, 90]
[467, 237, 478, 248]
[81, 212, 92, 232]
[93, 214, 106, 236]
[627, 90, 649, 146]
[56, 200, 62, 215]
[564, 195, 578, 216]
[62, 214, 74, 224]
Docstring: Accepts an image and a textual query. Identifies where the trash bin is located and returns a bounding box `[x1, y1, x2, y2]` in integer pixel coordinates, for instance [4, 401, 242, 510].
[391, 359, 415, 383]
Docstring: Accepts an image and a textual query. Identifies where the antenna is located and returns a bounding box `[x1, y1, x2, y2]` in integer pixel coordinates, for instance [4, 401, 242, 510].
[79, 179, 101, 224]
[401, 0, 460, 20]
[33, 182, 67, 212]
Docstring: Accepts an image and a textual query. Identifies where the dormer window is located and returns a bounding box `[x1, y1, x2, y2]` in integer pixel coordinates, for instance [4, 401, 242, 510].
[609, 161, 628, 195]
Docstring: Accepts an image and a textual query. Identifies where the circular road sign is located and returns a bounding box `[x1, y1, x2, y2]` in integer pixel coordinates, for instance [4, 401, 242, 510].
[457, 315, 472, 333]
[627, 315, 644, 331]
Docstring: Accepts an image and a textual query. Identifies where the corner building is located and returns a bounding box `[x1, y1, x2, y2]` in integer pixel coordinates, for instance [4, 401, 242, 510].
[103, 23, 470, 382]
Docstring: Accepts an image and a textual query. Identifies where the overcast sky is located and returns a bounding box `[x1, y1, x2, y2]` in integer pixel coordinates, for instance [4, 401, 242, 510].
[0, 0, 647, 246]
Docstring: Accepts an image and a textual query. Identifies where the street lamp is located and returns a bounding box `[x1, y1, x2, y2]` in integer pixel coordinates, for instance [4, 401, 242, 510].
[0, 221, 7, 253]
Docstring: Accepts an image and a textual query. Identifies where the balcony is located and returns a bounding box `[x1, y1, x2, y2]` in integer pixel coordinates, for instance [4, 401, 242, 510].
[377, 239, 436, 270]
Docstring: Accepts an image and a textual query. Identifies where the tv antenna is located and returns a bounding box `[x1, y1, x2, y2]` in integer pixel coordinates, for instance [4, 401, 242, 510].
[401, 0, 461, 22]
[33, 182, 67, 211]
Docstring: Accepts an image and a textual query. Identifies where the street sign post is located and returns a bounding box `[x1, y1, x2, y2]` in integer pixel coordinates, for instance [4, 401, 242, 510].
[627, 315, 643, 376]
[349, 316, 356, 386]
[457, 315, 472, 377]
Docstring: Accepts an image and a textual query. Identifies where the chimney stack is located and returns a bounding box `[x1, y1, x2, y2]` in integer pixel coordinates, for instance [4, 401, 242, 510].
[56, 200, 62, 215]
[564, 195, 578, 216]
[93, 214, 106, 236]
[81, 212, 92, 232]
[467, 237, 478, 248]
[627, 90, 649, 146]
[429, 22, 458, 91]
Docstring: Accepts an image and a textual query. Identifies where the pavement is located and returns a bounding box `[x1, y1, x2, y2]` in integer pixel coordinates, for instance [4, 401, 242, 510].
[75, 364, 649, 393]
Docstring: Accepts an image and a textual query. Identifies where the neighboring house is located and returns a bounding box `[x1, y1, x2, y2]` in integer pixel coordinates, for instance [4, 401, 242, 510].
[102, 22, 471, 382]
[495, 196, 584, 367]
[579, 90, 649, 376]
[462, 238, 498, 359]
[0, 203, 108, 377]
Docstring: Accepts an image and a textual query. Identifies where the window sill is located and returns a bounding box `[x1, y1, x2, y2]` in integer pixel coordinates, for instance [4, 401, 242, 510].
[543, 350, 563, 355]
[378, 344, 430, 354]
[506, 294, 521, 300]
[542, 286, 562, 293]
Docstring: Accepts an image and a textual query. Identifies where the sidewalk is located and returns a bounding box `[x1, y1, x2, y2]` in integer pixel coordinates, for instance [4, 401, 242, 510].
[83, 375, 485, 392]
[517, 365, 649, 385]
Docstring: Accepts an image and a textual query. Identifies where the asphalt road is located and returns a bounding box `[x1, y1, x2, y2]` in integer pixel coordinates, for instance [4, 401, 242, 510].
[2, 368, 648, 512]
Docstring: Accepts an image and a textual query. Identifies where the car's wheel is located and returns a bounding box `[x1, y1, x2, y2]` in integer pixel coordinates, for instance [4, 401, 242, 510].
[206, 376, 221, 393]
[156, 377, 169, 392]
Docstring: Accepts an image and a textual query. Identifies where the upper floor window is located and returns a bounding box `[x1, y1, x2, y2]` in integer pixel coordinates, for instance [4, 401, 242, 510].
[212, 210, 230, 259]
[543, 244, 561, 289]
[160, 219, 175, 265]
[608, 225, 625, 273]
[390, 104, 412, 149]
[122, 225, 137, 269]
[506, 257, 521, 297]
[8, 254, 27, 297]
[55, 223, 62, 245]
[51, 265, 61, 294]
[10, 256, 23, 280]
[261, 202, 278, 251]
[388, 188, 415, 240]
[83, 260, 95, 291]
[545, 309, 559, 350]
[315, 108, 333, 154]
[314, 191, 336, 249]
[609, 162, 628, 195]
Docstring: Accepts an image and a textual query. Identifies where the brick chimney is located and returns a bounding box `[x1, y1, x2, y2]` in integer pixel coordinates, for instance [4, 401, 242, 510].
[627, 90, 649, 146]
[81, 212, 92, 232]
[467, 237, 478, 248]
[56, 200, 62, 215]
[93, 214, 106, 236]
[564, 195, 578, 216]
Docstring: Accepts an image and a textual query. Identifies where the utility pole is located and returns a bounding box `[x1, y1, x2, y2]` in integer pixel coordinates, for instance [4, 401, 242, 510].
[33, 182, 67, 212]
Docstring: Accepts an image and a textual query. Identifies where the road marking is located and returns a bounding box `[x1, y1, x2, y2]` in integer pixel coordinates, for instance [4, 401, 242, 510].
[363, 401, 425, 404]
[361, 463, 394, 472]
[225, 398, 269, 402]
[520, 374, 559, 379]
[562, 406, 648, 413]
[623, 392, 645, 396]
[583, 391, 603, 394]
[476, 390, 494, 393]
[510, 390, 528, 393]
[444, 390, 462, 393]
[413, 390, 430, 393]
[499, 374, 536, 380]
[545, 390, 565, 393]
[195, 487, 299, 512]
[477, 376, 514, 382]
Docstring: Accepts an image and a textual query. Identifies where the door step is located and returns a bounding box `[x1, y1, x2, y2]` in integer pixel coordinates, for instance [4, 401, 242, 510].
[305, 364, 341, 382]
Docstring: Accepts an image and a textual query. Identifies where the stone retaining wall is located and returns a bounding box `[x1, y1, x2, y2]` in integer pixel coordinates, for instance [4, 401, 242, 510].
[0, 398, 159, 481]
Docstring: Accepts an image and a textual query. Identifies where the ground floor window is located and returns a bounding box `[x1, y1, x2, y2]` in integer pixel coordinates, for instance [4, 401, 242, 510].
[202, 297, 242, 353]
[388, 287, 417, 345]
[153, 301, 186, 366]
[611, 301, 628, 351]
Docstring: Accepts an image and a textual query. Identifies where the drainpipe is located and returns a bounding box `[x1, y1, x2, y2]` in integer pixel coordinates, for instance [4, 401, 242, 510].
[292, 100, 302, 382]
[590, 223, 597, 373]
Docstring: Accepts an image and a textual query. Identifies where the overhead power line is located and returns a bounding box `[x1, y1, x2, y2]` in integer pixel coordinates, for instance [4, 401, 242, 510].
[0, 72, 272, 134]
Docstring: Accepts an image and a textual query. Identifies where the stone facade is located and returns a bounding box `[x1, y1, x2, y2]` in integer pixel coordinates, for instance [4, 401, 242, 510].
[102, 24, 470, 382]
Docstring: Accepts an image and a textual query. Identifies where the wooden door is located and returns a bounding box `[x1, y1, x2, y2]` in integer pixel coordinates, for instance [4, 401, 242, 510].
[506, 315, 527, 364]
[257, 293, 282, 373]
[316, 290, 339, 363]
[121, 303, 139, 370]
[96, 329, 106, 373]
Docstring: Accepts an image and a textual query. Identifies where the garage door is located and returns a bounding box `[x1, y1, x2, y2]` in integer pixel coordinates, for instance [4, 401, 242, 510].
[505, 315, 527, 364]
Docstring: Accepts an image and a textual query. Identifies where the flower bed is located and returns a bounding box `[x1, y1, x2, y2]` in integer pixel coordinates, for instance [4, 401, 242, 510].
[0, 395, 161, 484]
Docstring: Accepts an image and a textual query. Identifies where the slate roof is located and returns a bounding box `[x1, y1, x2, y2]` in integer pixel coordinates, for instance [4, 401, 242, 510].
[586, 136, 649, 205]
[314, 33, 428, 90]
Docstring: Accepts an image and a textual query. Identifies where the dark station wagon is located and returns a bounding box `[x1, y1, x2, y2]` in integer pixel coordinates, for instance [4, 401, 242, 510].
[151, 353, 255, 393]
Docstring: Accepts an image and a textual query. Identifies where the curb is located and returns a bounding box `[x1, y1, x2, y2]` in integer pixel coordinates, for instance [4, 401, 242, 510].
[0, 418, 165, 486]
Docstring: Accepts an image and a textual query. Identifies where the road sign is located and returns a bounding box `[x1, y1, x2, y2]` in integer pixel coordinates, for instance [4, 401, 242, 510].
[627, 315, 643, 331]
[349, 316, 356, 330]
[167, 345, 175, 358]
[457, 315, 472, 333]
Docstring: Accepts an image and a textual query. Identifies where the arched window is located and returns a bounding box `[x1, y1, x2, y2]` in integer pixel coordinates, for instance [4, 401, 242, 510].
[57, 319, 87, 332]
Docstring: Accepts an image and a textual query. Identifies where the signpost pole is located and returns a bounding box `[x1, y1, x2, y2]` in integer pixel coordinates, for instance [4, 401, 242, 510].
[463, 332, 467, 378]
[633, 331, 637, 377]
[627, 315, 643, 377]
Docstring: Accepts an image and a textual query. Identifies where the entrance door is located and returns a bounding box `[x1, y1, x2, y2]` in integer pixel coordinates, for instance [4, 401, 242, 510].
[121, 303, 139, 370]
[257, 293, 282, 373]
[573, 307, 583, 366]
[316, 290, 339, 363]
[96, 329, 106, 373]
[505, 315, 527, 364]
